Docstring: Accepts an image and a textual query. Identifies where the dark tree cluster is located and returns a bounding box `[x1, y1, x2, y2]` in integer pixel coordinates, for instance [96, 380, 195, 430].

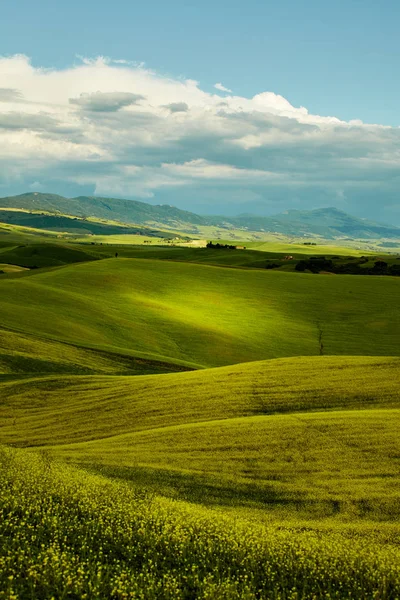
[295, 257, 400, 276]
[206, 242, 237, 249]
[295, 257, 334, 273]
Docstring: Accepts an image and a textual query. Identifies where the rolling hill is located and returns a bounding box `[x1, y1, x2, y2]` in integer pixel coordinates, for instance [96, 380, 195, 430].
[0, 208, 176, 237]
[0, 258, 399, 370]
[3, 442, 399, 599]
[224, 207, 400, 239]
[0, 226, 400, 597]
[2, 192, 400, 239]
[1, 353, 399, 517]
[0, 192, 208, 229]
[1, 354, 400, 598]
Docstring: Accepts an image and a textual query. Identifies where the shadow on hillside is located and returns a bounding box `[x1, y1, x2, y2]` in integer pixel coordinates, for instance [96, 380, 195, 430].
[81, 463, 343, 518]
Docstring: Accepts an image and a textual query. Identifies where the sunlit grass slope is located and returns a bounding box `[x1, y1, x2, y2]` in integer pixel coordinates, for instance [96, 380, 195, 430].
[2, 449, 399, 600]
[0, 258, 399, 368]
[1, 356, 399, 519]
[83, 241, 373, 267]
[83, 243, 274, 268]
[1, 355, 398, 445]
[243, 240, 372, 255]
[0, 241, 98, 268]
[79, 408, 400, 519]
[0, 328, 190, 376]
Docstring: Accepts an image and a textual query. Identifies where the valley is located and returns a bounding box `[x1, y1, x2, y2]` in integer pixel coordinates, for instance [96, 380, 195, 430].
[0, 203, 399, 598]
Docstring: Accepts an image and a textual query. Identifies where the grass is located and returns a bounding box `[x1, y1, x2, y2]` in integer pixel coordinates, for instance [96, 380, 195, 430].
[213, 239, 373, 256]
[0, 242, 98, 268]
[1, 355, 399, 521]
[0, 355, 398, 444]
[73, 234, 186, 245]
[0, 328, 191, 376]
[1, 447, 400, 600]
[0, 224, 396, 273]
[1, 227, 400, 597]
[0, 263, 28, 273]
[0, 257, 399, 368]
[0, 207, 177, 238]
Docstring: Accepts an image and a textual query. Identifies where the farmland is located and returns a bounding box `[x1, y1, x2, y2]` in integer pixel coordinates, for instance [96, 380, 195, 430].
[0, 228, 400, 598]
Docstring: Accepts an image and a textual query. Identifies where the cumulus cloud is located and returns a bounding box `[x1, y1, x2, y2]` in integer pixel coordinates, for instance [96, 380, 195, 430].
[214, 82, 232, 93]
[163, 102, 189, 113]
[0, 87, 23, 102]
[0, 54, 399, 221]
[0, 112, 60, 131]
[69, 91, 145, 112]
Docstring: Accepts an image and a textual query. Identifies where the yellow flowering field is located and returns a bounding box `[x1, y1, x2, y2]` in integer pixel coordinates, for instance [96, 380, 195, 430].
[1, 446, 399, 600]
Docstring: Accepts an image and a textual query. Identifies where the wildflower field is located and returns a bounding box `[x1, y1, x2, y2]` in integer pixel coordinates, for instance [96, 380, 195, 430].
[1, 237, 400, 598]
[1, 258, 400, 370]
[1, 447, 400, 600]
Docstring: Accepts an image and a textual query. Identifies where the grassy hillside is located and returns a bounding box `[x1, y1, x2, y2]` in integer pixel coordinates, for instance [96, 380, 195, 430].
[84, 242, 371, 264]
[1, 356, 399, 521]
[0, 192, 209, 228]
[2, 448, 399, 600]
[3, 192, 400, 239]
[0, 258, 398, 368]
[0, 328, 191, 376]
[1, 355, 397, 445]
[0, 225, 399, 597]
[0, 236, 397, 274]
[0, 242, 98, 268]
[0, 208, 176, 237]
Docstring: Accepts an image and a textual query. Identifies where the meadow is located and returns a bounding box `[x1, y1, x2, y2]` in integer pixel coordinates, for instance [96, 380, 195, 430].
[1, 356, 400, 520]
[1, 447, 400, 600]
[0, 229, 400, 598]
[1, 257, 399, 370]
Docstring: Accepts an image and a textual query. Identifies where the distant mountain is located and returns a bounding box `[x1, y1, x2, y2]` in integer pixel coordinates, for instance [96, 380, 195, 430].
[0, 193, 208, 228]
[220, 207, 400, 239]
[1, 193, 399, 239]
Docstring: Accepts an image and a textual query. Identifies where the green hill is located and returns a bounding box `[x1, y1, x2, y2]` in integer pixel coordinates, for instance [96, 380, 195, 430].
[0, 328, 192, 376]
[1, 236, 400, 597]
[1, 355, 399, 516]
[0, 242, 98, 268]
[225, 207, 400, 239]
[2, 446, 399, 599]
[0, 192, 208, 228]
[0, 258, 398, 368]
[0, 208, 175, 237]
[2, 192, 400, 238]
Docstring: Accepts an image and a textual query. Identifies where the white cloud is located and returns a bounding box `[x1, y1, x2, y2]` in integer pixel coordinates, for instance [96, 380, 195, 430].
[161, 159, 278, 181]
[214, 82, 232, 93]
[69, 91, 145, 112]
[163, 102, 189, 113]
[0, 54, 400, 221]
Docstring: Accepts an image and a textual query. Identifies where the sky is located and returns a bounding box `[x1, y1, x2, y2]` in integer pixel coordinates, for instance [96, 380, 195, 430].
[1, 0, 400, 222]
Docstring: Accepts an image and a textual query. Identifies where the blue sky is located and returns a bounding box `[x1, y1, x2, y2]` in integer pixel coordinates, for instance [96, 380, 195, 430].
[3, 0, 400, 125]
[1, 0, 400, 221]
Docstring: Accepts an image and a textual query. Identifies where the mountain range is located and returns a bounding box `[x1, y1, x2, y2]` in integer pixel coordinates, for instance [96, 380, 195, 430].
[1, 192, 399, 240]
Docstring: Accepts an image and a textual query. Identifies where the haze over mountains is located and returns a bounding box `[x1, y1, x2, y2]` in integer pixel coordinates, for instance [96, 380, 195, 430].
[1, 192, 400, 240]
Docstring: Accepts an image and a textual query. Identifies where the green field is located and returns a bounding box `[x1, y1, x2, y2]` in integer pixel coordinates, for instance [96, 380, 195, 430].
[0, 229, 400, 598]
[1, 258, 399, 370]
[2, 356, 400, 519]
[1, 356, 400, 597]
[2, 446, 400, 600]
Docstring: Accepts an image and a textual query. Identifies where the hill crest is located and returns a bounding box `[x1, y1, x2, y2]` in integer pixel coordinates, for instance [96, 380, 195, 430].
[1, 192, 399, 239]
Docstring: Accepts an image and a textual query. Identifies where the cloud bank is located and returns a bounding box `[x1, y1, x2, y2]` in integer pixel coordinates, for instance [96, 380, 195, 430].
[0, 54, 399, 221]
